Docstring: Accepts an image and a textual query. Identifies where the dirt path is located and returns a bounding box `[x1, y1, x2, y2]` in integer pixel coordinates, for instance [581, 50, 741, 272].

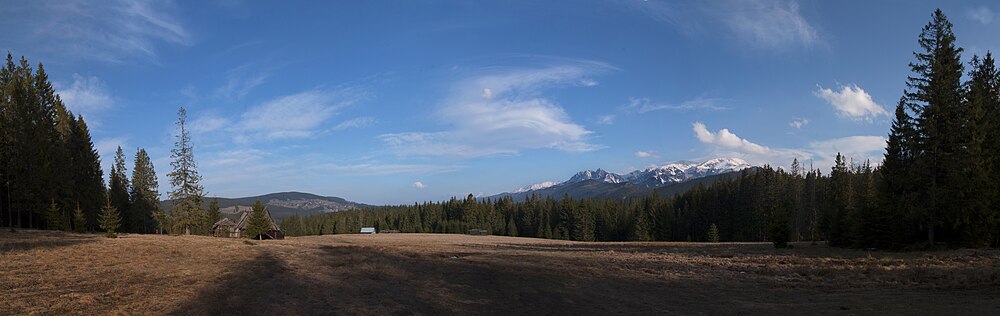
[2, 231, 999, 315]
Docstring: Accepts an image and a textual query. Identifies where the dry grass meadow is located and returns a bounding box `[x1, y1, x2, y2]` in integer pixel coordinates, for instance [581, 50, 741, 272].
[2, 230, 1000, 315]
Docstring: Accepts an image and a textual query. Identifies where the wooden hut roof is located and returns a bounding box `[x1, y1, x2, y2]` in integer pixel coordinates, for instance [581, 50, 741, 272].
[212, 218, 236, 228]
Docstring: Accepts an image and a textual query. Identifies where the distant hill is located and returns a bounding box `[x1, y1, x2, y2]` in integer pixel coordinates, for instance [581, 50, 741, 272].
[161, 191, 372, 220]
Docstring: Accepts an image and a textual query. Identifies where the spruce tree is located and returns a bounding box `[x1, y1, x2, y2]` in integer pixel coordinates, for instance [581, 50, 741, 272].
[905, 9, 965, 245]
[45, 200, 67, 231]
[70, 115, 105, 231]
[109, 146, 131, 232]
[167, 107, 205, 235]
[130, 148, 159, 234]
[506, 217, 518, 237]
[708, 223, 720, 243]
[959, 53, 999, 247]
[98, 195, 121, 238]
[207, 198, 222, 229]
[245, 200, 271, 240]
[72, 204, 86, 233]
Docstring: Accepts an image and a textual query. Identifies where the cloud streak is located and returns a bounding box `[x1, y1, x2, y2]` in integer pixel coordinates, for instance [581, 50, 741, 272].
[20, 0, 190, 63]
[627, 0, 819, 51]
[623, 97, 729, 113]
[56, 74, 114, 117]
[381, 61, 610, 157]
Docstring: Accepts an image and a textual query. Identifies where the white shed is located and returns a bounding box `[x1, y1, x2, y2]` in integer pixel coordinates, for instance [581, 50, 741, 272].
[360, 227, 376, 234]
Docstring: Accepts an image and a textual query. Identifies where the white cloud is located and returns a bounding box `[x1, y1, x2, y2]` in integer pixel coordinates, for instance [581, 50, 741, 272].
[692, 122, 770, 154]
[623, 97, 729, 113]
[789, 118, 809, 129]
[19, 0, 190, 63]
[969, 6, 995, 24]
[596, 114, 616, 125]
[635, 151, 658, 158]
[333, 117, 376, 131]
[690, 121, 885, 170]
[413, 181, 427, 189]
[56, 74, 114, 117]
[236, 87, 367, 141]
[815, 84, 888, 121]
[381, 62, 610, 157]
[481, 88, 493, 99]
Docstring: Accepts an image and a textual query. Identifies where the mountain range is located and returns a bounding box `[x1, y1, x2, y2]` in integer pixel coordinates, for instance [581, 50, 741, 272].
[493, 158, 753, 200]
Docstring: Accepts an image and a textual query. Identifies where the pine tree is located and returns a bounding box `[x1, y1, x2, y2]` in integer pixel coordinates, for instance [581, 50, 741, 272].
[45, 200, 67, 231]
[98, 195, 121, 238]
[207, 198, 221, 229]
[959, 53, 999, 247]
[72, 204, 86, 233]
[707, 223, 720, 243]
[905, 9, 965, 245]
[245, 200, 271, 240]
[109, 146, 132, 232]
[69, 115, 105, 231]
[130, 148, 159, 234]
[504, 216, 516, 237]
[167, 107, 205, 235]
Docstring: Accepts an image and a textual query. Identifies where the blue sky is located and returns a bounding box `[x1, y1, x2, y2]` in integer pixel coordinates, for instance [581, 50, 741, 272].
[2, 0, 999, 204]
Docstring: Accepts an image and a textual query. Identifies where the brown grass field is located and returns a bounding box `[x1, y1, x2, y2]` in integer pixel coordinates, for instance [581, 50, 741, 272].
[2, 230, 999, 315]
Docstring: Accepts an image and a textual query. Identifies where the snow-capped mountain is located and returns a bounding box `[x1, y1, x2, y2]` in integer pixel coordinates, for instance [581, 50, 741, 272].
[512, 181, 560, 193]
[504, 158, 752, 195]
[623, 158, 752, 187]
[567, 168, 625, 184]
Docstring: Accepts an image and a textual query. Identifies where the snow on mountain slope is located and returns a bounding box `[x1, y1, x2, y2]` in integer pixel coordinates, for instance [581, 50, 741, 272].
[505, 158, 752, 195]
[512, 181, 560, 193]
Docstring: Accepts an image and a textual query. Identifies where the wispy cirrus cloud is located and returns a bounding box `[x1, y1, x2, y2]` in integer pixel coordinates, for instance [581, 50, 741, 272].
[623, 97, 729, 113]
[333, 117, 376, 131]
[968, 6, 995, 24]
[381, 60, 612, 158]
[188, 86, 369, 144]
[55, 74, 114, 117]
[627, 0, 819, 51]
[11, 0, 190, 63]
[236, 87, 368, 141]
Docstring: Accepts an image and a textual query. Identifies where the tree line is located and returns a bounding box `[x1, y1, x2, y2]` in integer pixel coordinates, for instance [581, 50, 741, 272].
[283, 10, 1000, 249]
[0, 53, 161, 234]
[0, 52, 216, 236]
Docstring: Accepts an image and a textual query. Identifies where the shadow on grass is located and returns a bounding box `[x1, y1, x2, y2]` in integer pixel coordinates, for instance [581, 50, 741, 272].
[170, 242, 1000, 315]
[171, 244, 694, 315]
[0, 230, 100, 253]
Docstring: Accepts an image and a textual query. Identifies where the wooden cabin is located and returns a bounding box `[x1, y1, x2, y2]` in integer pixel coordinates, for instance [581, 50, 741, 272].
[211, 206, 285, 240]
[212, 218, 238, 238]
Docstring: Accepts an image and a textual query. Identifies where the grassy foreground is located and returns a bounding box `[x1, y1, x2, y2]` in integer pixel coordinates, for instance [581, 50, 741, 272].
[1, 230, 999, 315]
